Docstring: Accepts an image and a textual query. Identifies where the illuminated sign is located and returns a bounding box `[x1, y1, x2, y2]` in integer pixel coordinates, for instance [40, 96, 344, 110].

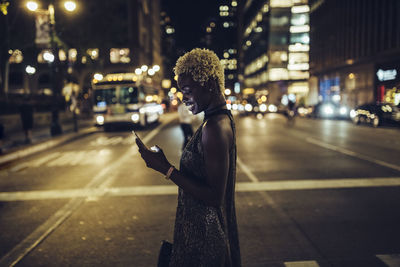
[376, 69, 397, 81]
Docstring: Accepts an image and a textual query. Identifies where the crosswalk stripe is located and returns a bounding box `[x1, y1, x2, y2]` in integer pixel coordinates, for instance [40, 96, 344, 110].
[376, 254, 400, 267]
[1, 177, 400, 201]
[284, 261, 319, 267]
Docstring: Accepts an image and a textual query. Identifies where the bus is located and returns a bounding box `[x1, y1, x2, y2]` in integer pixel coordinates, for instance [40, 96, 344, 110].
[92, 73, 163, 130]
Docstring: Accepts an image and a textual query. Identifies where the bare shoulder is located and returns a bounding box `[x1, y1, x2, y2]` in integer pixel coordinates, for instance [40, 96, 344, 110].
[202, 114, 233, 148]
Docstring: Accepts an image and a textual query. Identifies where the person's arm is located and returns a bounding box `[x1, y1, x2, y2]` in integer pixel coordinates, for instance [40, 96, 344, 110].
[135, 117, 232, 207]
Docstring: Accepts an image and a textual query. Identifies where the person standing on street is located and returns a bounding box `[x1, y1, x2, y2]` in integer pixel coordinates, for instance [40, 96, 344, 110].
[0, 122, 4, 154]
[177, 99, 194, 150]
[136, 48, 241, 266]
[19, 95, 34, 144]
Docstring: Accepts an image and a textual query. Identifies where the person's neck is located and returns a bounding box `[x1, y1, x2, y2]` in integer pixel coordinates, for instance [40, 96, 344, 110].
[205, 95, 226, 113]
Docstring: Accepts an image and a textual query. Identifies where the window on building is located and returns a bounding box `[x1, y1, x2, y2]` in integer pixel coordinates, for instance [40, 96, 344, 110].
[269, 68, 289, 81]
[270, 0, 293, 8]
[68, 48, 78, 62]
[87, 48, 99, 60]
[37, 50, 53, 63]
[110, 48, 131, 64]
[270, 51, 288, 64]
[9, 50, 23, 64]
[291, 13, 309, 26]
[290, 33, 309, 44]
[270, 15, 289, 26]
[289, 52, 308, 64]
[59, 50, 67, 61]
[289, 70, 309, 79]
[270, 34, 288, 45]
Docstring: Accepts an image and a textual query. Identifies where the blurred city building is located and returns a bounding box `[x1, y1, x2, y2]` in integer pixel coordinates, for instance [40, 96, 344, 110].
[309, 0, 400, 108]
[1, 0, 163, 114]
[199, 1, 239, 100]
[239, 0, 310, 107]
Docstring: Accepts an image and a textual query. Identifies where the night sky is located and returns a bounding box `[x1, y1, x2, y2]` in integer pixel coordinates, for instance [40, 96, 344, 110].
[162, 0, 219, 51]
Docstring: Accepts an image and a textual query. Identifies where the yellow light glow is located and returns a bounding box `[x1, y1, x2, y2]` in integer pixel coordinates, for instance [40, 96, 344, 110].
[176, 92, 183, 100]
[153, 65, 160, 72]
[289, 43, 310, 52]
[64, 1, 76, 12]
[291, 5, 309, 14]
[162, 79, 171, 89]
[261, 95, 267, 102]
[349, 73, 355, 79]
[141, 65, 148, 72]
[135, 68, 142, 75]
[145, 95, 153, 102]
[93, 73, 103, 80]
[243, 88, 255, 95]
[26, 1, 38, 11]
[289, 25, 310, 33]
[170, 87, 177, 93]
[174, 75, 178, 81]
[171, 99, 178, 106]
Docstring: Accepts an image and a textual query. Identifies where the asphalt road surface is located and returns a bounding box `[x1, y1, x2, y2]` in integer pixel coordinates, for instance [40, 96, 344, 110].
[0, 113, 399, 267]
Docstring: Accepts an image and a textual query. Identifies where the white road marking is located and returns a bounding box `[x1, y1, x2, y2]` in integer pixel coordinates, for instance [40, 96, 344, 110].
[284, 261, 320, 267]
[0, 114, 178, 267]
[1, 177, 400, 201]
[10, 163, 29, 172]
[306, 137, 400, 172]
[376, 254, 400, 267]
[237, 157, 259, 182]
[28, 152, 61, 167]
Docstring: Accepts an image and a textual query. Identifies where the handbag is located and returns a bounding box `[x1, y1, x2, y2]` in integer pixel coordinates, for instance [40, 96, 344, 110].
[157, 240, 172, 267]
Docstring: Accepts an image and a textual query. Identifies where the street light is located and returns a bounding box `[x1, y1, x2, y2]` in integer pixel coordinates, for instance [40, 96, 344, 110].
[63, 1, 76, 12]
[26, 0, 76, 136]
[26, 1, 39, 11]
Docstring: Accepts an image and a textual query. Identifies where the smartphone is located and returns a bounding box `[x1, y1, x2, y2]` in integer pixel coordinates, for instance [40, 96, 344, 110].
[132, 130, 146, 148]
[150, 145, 160, 152]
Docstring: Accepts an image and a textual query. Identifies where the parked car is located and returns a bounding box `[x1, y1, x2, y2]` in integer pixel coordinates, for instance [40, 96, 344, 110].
[350, 103, 400, 127]
[310, 102, 350, 119]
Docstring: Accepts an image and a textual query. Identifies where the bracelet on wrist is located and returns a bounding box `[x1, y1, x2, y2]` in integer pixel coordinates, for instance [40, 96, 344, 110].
[165, 166, 175, 180]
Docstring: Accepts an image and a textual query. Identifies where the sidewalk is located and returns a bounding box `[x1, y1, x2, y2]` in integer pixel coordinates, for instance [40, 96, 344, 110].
[0, 117, 97, 166]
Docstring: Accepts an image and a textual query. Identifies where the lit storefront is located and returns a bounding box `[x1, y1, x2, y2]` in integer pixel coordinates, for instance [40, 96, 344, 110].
[375, 61, 400, 106]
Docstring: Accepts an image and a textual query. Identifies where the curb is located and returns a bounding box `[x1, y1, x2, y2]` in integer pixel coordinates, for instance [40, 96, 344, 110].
[0, 126, 98, 166]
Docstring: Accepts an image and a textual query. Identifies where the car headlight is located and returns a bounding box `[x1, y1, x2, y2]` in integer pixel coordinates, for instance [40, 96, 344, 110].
[350, 109, 357, 118]
[268, 104, 277, 112]
[96, 115, 104, 125]
[131, 113, 140, 123]
[259, 104, 267, 112]
[245, 104, 253, 112]
[322, 104, 334, 116]
[340, 106, 347, 115]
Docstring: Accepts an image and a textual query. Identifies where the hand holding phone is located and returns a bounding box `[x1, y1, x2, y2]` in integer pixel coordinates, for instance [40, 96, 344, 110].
[150, 146, 160, 152]
[132, 130, 147, 149]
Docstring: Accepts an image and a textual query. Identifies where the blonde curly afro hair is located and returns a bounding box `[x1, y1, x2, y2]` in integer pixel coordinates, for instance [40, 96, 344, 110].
[174, 48, 225, 92]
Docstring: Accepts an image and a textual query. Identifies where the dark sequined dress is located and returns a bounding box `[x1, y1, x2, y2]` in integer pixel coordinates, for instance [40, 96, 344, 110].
[169, 110, 241, 267]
